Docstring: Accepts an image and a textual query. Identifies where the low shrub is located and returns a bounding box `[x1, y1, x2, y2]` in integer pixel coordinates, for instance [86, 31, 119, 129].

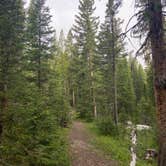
[96, 116, 118, 136]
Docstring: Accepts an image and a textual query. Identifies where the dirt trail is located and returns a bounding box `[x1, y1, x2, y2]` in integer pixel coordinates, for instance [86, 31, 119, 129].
[69, 121, 117, 166]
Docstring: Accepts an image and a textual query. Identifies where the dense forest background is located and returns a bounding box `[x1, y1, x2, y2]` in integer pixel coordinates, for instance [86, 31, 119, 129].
[0, 0, 165, 166]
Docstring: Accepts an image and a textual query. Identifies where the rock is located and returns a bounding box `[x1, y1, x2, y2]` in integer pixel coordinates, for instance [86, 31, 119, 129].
[145, 149, 158, 160]
[127, 121, 133, 125]
[136, 124, 151, 130]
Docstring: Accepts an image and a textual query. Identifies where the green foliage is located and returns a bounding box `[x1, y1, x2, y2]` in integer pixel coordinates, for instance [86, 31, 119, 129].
[136, 129, 158, 166]
[96, 116, 118, 136]
[72, 0, 99, 120]
[0, 77, 70, 165]
[26, 0, 54, 88]
[136, 97, 156, 124]
[50, 32, 71, 127]
[117, 57, 136, 121]
[87, 122, 131, 166]
[145, 63, 155, 106]
[97, 1, 128, 126]
[87, 121, 157, 166]
[0, 0, 70, 165]
[129, 57, 146, 104]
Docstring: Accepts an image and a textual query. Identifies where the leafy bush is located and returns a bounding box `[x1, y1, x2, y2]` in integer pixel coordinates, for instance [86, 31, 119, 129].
[96, 117, 118, 136]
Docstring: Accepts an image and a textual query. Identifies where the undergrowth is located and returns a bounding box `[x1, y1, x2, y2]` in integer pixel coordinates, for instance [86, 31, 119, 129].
[85, 122, 157, 166]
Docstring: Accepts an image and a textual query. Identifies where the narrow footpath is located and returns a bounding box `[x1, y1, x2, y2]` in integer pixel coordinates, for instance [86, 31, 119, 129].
[69, 121, 117, 166]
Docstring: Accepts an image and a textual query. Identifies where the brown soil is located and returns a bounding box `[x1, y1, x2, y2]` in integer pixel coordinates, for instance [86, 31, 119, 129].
[69, 121, 118, 166]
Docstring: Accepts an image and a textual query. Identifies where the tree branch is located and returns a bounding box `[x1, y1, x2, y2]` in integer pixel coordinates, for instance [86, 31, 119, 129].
[135, 32, 151, 59]
[125, 10, 144, 32]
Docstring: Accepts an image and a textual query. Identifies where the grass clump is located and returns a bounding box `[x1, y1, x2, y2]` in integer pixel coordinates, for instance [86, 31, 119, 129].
[86, 122, 131, 166]
[86, 122, 158, 166]
[136, 129, 157, 166]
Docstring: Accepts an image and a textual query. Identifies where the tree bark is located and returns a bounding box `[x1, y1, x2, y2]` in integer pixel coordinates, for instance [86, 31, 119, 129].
[38, 56, 41, 89]
[88, 48, 97, 118]
[91, 70, 97, 118]
[109, 0, 118, 125]
[93, 92, 97, 118]
[0, 51, 8, 141]
[0, 83, 7, 141]
[72, 90, 75, 108]
[149, 1, 166, 165]
[38, 14, 42, 89]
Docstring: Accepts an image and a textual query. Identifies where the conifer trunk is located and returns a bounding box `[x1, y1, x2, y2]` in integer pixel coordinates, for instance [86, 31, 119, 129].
[0, 93, 6, 139]
[38, 56, 41, 89]
[72, 90, 75, 107]
[38, 20, 41, 89]
[109, 0, 118, 125]
[91, 71, 97, 118]
[0, 55, 8, 140]
[88, 51, 97, 118]
[112, 22, 118, 125]
[0, 79, 8, 140]
[93, 95, 97, 118]
[149, 1, 166, 165]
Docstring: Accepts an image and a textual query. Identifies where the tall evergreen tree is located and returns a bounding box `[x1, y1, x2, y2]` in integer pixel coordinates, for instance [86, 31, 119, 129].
[65, 30, 77, 108]
[49, 32, 71, 128]
[58, 29, 65, 53]
[140, 62, 156, 124]
[0, 0, 25, 141]
[97, 0, 122, 125]
[26, 0, 54, 89]
[106, 0, 122, 125]
[23, 1, 70, 165]
[129, 57, 146, 105]
[117, 57, 136, 122]
[73, 0, 99, 119]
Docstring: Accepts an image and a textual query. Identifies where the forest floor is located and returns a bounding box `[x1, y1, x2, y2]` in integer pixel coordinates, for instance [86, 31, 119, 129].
[69, 121, 118, 166]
